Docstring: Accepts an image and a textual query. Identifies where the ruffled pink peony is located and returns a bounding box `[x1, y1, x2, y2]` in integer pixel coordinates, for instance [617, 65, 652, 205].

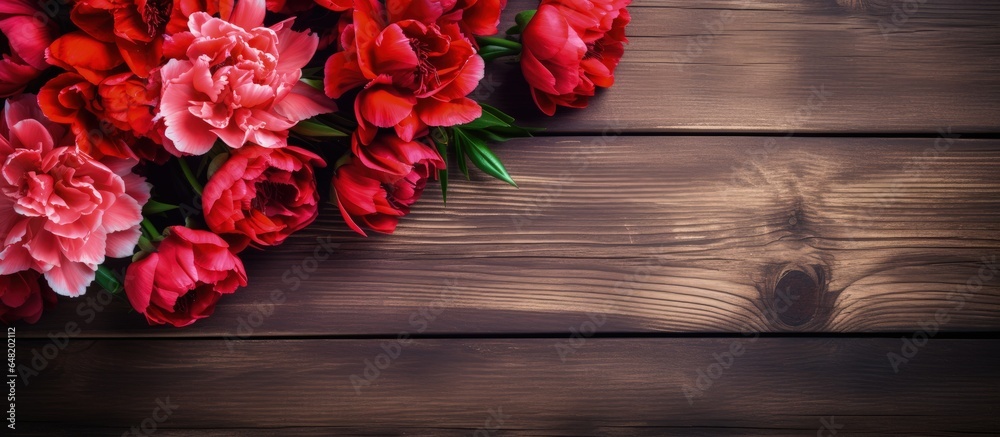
[157, 0, 337, 156]
[0, 95, 150, 297]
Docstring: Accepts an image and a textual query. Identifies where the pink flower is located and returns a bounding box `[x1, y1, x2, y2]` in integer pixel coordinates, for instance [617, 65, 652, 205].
[124, 226, 248, 327]
[0, 0, 58, 97]
[0, 95, 150, 297]
[158, 0, 337, 156]
[1, 270, 57, 325]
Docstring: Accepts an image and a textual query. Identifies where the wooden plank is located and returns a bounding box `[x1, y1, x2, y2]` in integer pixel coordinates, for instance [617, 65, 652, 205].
[20, 136, 1000, 337]
[481, 0, 1000, 133]
[13, 338, 1000, 434]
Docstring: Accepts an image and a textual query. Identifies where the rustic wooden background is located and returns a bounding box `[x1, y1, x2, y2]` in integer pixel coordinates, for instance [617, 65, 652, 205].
[15, 0, 1000, 434]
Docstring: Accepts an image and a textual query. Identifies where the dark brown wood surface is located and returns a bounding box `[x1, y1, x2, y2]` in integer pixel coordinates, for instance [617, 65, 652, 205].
[21, 137, 1000, 337]
[482, 0, 1000, 134]
[12, 0, 1000, 435]
[15, 339, 1000, 434]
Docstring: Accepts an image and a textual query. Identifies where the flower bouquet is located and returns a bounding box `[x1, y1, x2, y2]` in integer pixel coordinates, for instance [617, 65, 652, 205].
[0, 0, 631, 326]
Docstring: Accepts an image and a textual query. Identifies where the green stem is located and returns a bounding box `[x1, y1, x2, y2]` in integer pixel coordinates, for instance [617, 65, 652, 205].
[477, 36, 523, 51]
[141, 218, 163, 241]
[137, 235, 156, 253]
[178, 158, 203, 195]
[95, 265, 122, 294]
[480, 48, 522, 62]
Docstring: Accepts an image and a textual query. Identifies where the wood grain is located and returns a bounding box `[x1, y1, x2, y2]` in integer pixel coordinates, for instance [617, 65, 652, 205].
[15, 338, 1000, 434]
[21, 136, 1000, 337]
[482, 0, 1000, 134]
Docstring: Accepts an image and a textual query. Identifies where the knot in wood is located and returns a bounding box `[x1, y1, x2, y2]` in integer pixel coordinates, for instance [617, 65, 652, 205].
[761, 264, 830, 328]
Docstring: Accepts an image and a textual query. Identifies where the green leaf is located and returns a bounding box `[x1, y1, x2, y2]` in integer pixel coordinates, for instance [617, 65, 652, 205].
[301, 66, 324, 78]
[206, 152, 230, 179]
[464, 128, 505, 143]
[300, 78, 324, 91]
[481, 103, 516, 125]
[458, 130, 517, 187]
[433, 134, 449, 204]
[478, 45, 520, 62]
[453, 129, 470, 179]
[505, 10, 536, 36]
[476, 36, 522, 51]
[95, 265, 122, 294]
[291, 119, 349, 137]
[142, 200, 179, 214]
[459, 107, 510, 130]
[515, 10, 537, 30]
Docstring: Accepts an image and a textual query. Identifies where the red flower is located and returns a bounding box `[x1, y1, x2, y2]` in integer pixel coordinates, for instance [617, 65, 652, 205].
[521, 0, 630, 115]
[167, 0, 234, 34]
[0, 0, 58, 97]
[387, 0, 508, 38]
[124, 227, 248, 327]
[545, 0, 629, 43]
[62, 0, 172, 78]
[324, 0, 484, 145]
[202, 145, 326, 252]
[451, 0, 508, 37]
[39, 72, 165, 161]
[332, 132, 444, 235]
[0, 271, 57, 325]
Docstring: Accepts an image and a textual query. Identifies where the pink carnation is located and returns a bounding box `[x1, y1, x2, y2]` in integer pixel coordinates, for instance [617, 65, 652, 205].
[0, 95, 150, 297]
[157, 0, 337, 156]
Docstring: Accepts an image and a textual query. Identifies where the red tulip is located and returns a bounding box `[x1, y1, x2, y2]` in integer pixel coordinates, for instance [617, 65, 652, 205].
[521, 0, 630, 115]
[125, 227, 248, 327]
[0, 271, 57, 325]
[332, 133, 444, 235]
[0, 0, 58, 97]
[202, 145, 326, 252]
